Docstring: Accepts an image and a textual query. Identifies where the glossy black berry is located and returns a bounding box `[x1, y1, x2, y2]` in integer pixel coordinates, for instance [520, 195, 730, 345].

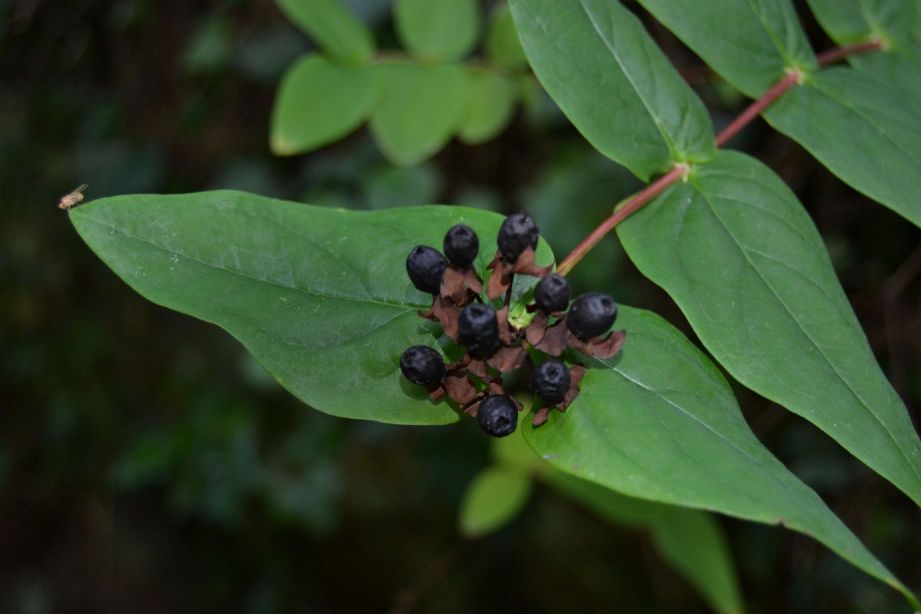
[457, 303, 501, 359]
[534, 273, 570, 313]
[400, 346, 446, 386]
[566, 292, 618, 340]
[497, 213, 539, 263]
[406, 245, 447, 294]
[531, 359, 571, 404]
[444, 224, 479, 268]
[477, 395, 518, 437]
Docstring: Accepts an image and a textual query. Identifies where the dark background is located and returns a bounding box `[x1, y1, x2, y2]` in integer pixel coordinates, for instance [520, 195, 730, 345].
[2, 0, 919, 612]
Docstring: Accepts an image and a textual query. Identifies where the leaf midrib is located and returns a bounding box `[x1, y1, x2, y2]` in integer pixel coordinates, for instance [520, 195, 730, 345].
[689, 178, 921, 492]
[77, 211, 424, 312]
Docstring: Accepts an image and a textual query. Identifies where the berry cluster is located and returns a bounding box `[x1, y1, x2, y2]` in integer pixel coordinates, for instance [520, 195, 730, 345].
[400, 214, 625, 437]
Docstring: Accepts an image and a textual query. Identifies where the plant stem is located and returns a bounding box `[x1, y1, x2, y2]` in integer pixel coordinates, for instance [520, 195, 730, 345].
[557, 165, 687, 276]
[558, 40, 884, 277]
[714, 71, 799, 147]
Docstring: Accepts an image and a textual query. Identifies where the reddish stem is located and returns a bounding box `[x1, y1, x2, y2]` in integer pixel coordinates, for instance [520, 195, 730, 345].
[559, 40, 885, 277]
[715, 72, 799, 147]
[817, 40, 883, 66]
[557, 165, 687, 276]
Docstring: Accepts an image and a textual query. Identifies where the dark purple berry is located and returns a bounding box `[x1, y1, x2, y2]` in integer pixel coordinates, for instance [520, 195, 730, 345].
[477, 395, 518, 437]
[400, 346, 446, 386]
[566, 292, 618, 340]
[534, 274, 570, 313]
[531, 359, 571, 404]
[497, 213, 539, 263]
[406, 245, 447, 294]
[457, 303, 501, 359]
[444, 224, 479, 268]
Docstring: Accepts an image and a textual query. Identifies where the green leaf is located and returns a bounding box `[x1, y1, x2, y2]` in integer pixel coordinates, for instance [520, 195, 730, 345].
[276, 0, 374, 65]
[394, 0, 480, 62]
[524, 305, 917, 606]
[848, 44, 921, 115]
[458, 467, 532, 537]
[486, 3, 528, 70]
[69, 192, 553, 425]
[547, 472, 743, 614]
[458, 70, 517, 145]
[636, 0, 816, 98]
[509, 0, 715, 181]
[764, 67, 921, 229]
[617, 151, 921, 507]
[270, 55, 381, 156]
[369, 61, 469, 166]
[805, 0, 916, 45]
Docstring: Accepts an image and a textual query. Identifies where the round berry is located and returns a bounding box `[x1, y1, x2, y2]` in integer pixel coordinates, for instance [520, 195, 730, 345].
[400, 346, 445, 386]
[566, 292, 618, 340]
[531, 359, 571, 404]
[406, 245, 447, 294]
[497, 213, 539, 263]
[444, 224, 479, 268]
[534, 274, 570, 313]
[477, 395, 518, 437]
[458, 303, 501, 359]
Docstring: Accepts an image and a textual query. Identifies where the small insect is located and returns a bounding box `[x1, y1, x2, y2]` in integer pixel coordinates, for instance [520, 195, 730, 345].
[58, 184, 88, 210]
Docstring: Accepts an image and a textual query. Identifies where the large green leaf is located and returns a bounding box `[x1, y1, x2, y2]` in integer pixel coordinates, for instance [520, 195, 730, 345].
[493, 427, 743, 613]
[394, 0, 480, 62]
[69, 192, 552, 425]
[524, 305, 917, 605]
[636, 0, 816, 98]
[509, 0, 715, 181]
[369, 61, 469, 166]
[764, 67, 921, 229]
[617, 151, 921, 507]
[458, 466, 532, 537]
[270, 55, 381, 155]
[805, 0, 916, 45]
[547, 472, 743, 614]
[848, 44, 921, 114]
[276, 0, 374, 65]
[457, 69, 517, 145]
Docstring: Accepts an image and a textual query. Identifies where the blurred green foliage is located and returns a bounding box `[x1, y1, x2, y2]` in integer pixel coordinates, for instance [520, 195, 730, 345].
[2, 1, 920, 612]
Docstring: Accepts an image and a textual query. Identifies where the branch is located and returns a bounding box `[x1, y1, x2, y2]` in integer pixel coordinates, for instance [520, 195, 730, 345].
[557, 40, 884, 277]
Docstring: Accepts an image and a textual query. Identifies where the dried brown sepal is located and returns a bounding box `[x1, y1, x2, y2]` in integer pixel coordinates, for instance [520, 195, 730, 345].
[486, 252, 511, 300]
[487, 345, 527, 372]
[525, 312, 549, 345]
[444, 372, 478, 406]
[495, 306, 517, 345]
[488, 379, 505, 396]
[558, 364, 586, 410]
[466, 358, 489, 380]
[533, 320, 570, 356]
[511, 247, 552, 278]
[428, 385, 446, 402]
[440, 266, 483, 305]
[464, 398, 482, 417]
[569, 330, 626, 360]
[420, 296, 462, 341]
[532, 406, 551, 427]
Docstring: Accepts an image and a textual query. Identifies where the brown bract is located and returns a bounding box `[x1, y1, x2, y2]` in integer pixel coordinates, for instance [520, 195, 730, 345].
[440, 266, 482, 304]
[420, 297, 461, 341]
[486, 247, 551, 300]
[532, 365, 586, 427]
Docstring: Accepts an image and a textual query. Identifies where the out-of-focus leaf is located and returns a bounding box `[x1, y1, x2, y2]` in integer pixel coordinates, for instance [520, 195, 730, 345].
[636, 0, 816, 98]
[276, 0, 374, 65]
[369, 62, 469, 166]
[458, 466, 531, 537]
[509, 0, 715, 181]
[765, 67, 921, 229]
[270, 55, 381, 156]
[805, 0, 916, 45]
[619, 150, 921, 506]
[486, 2, 527, 70]
[458, 70, 517, 145]
[361, 163, 442, 209]
[394, 0, 480, 62]
[547, 472, 743, 614]
[183, 17, 234, 75]
[524, 305, 917, 606]
[70, 193, 552, 425]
